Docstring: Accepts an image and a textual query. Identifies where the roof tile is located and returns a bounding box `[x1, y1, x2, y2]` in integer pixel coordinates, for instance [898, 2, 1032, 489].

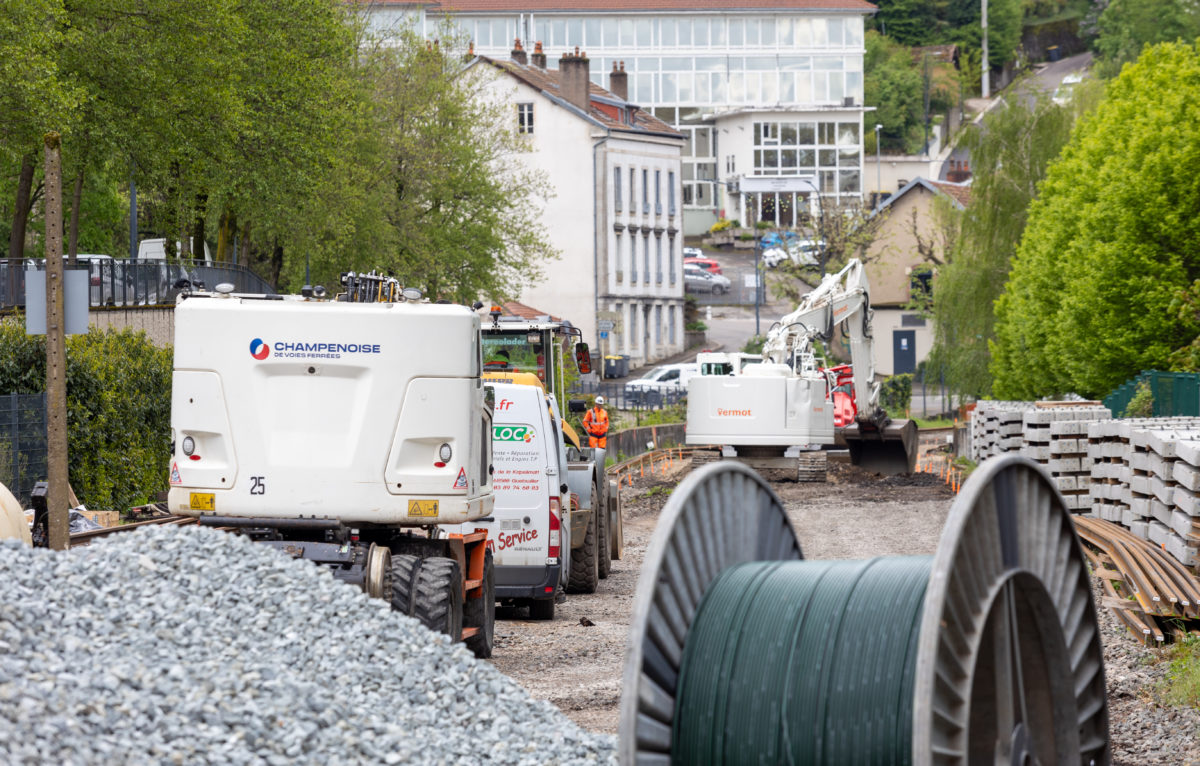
[369, 1, 876, 10]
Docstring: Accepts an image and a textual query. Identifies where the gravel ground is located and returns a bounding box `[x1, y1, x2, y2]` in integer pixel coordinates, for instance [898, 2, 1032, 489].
[491, 457, 1200, 764]
[0, 526, 616, 765]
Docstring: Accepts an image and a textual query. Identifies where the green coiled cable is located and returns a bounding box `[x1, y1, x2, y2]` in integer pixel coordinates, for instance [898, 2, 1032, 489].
[673, 557, 933, 766]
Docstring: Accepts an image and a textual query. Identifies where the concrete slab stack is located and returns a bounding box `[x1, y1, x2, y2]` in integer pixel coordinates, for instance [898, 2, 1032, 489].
[969, 401, 1032, 462]
[1019, 406, 1112, 512]
[1085, 418, 1200, 567]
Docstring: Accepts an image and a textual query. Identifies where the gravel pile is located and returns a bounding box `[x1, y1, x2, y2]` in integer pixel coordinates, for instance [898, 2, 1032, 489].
[1093, 577, 1200, 765]
[0, 526, 616, 765]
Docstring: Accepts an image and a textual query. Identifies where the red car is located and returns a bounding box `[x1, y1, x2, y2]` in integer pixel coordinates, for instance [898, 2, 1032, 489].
[684, 257, 723, 276]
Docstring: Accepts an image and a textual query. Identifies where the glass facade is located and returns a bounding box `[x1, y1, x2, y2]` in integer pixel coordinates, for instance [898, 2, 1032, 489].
[444, 11, 867, 215]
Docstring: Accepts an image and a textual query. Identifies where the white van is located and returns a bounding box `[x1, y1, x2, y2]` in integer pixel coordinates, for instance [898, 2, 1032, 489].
[446, 381, 570, 619]
[137, 238, 214, 265]
[623, 362, 700, 405]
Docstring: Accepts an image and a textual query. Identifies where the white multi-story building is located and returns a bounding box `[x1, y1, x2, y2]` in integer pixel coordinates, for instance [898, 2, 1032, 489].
[469, 46, 686, 365]
[368, 0, 877, 235]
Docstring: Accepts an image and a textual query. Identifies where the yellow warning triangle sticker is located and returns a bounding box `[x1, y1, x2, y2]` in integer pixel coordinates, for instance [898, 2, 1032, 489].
[169, 462, 182, 485]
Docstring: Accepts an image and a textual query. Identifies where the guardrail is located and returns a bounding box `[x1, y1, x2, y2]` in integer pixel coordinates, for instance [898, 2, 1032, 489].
[0, 257, 275, 310]
[570, 379, 685, 411]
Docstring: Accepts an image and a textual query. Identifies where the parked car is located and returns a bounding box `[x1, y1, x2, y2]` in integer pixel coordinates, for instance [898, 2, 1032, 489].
[684, 264, 732, 295]
[682, 246, 704, 259]
[623, 363, 699, 405]
[760, 230, 800, 249]
[1052, 72, 1084, 106]
[684, 256, 723, 276]
[138, 238, 214, 265]
[763, 239, 825, 268]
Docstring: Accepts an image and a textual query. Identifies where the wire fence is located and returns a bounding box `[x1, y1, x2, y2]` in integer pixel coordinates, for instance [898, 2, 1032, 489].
[686, 281, 766, 306]
[0, 257, 275, 311]
[0, 393, 47, 508]
[570, 378, 686, 411]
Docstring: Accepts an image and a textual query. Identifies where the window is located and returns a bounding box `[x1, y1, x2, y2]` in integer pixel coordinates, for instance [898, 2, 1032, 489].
[630, 170, 635, 213]
[655, 235, 663, 283]
[615, 232, 623, 282]
[630, 232, 638, 282]
[668, 171, 676, 215]
[669, 306, 677, 344]
[517, 103, 534, 134]
[614, 166, 623, 211]
[642, 169, 649, 213]
[643, 234, 650, 283]
[655, 306, 663, 344]
[668, 235, 676, 283]
[655, 170, 662, 214]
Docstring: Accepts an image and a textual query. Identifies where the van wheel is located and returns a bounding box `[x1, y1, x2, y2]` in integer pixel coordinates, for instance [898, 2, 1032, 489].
[529, 597, 555, 620]
[567, 510, 599, 594]
[464, 550, 495, 658]
[596, 477, 611, 579]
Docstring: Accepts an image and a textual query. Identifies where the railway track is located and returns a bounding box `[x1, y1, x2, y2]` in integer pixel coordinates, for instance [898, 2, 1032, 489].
[68, 515, 197, 548]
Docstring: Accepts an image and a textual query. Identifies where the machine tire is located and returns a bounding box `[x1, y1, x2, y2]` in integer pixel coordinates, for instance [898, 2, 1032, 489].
[608, 478, 625, 561]
[712, 285, 726, 296]
[567, 509, 599, 594]
[528, 597, 556, 621]
[464, 549, 495, 658]
[391, 555, 463, 640]
[596, 477, 612, 579]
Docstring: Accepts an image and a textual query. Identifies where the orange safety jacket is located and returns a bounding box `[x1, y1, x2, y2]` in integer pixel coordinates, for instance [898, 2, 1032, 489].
[582, 406, 609, 448]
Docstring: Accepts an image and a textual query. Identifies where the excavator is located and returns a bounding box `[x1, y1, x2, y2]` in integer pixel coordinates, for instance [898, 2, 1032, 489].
[686, 258, 918, 479]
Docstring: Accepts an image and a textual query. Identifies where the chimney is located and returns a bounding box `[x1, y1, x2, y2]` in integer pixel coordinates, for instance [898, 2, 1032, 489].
[609, 61, 628, 101]
[511, 38, 527, 66]
[558, 47, 590, 112]
[531, 41, 547, 69]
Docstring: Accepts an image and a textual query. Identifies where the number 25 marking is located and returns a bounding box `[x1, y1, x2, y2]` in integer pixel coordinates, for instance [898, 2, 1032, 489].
[250, 476, 266, 495]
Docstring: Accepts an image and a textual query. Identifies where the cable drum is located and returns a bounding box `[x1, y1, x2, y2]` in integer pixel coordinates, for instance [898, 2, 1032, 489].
[619, 456, 1111, 766]
[674, 557, 931, 765]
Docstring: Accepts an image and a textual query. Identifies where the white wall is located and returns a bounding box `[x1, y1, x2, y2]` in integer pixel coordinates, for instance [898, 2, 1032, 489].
[869, 308, 933, 377]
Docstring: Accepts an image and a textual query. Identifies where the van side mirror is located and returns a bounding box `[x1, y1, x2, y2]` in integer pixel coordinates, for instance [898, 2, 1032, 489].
[568, 399, 587, 413]
[575, 342, 592, 374]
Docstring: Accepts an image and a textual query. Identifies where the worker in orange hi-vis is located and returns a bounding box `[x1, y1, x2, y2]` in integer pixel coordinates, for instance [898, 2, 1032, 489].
[582, 395, 610, 449]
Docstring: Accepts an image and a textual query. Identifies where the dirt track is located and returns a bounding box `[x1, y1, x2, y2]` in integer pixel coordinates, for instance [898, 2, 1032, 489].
[486, 458, 957, 734]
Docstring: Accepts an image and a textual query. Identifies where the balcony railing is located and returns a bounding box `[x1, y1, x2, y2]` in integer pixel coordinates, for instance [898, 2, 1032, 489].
[0, 257, 276, 311]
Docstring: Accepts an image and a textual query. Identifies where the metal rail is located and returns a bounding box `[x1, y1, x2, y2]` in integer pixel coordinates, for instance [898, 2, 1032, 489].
[1073, 515, 1200, 643]
[68, 515, 196, 548]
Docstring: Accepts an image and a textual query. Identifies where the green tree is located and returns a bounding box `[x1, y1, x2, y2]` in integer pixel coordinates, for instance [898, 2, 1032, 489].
[864, 31, 925, 153]
[992, 42, 1200, 398]
[1092, 0, 1200, 78]
[296, 27, 557, 302]
[930, 82, 1075, 398]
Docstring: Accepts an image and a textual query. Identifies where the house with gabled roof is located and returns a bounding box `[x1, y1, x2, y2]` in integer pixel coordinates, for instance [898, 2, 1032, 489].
[859, 176, 971, 376]
[468, 43, 686, 366]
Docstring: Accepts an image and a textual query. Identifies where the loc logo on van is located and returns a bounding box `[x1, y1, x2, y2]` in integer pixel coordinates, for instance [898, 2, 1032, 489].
[493, 425, 535, 443]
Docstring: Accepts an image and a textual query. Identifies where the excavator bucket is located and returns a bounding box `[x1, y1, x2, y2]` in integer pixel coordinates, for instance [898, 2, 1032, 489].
[842, 419, 918, 475]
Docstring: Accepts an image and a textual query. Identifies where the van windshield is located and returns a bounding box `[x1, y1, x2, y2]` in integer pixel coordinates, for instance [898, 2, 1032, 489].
[639, 368, 662, 379]
[482, 330, 548, 381]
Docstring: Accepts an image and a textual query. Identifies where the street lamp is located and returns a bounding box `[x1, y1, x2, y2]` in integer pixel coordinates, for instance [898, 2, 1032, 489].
[874, 123, 883, 209]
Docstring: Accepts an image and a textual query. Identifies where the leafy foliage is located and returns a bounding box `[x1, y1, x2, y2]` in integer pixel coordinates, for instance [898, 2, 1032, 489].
[930, 83, 1075, 398]
[864, 31, 926, 154]
[992, 43, 1200, 398]
[1123, 380, 1154, 418]
[0, 320, 172, 510]
[871, 0, 1024, 72]
[880, 373, 914, 415]
[1091, 0, 1200, 79]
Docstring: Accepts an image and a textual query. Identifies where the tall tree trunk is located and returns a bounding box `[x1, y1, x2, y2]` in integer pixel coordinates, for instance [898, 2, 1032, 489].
[191, 192, 207, 262]
[67, 169, 84, 266]
[270, 238, 283, 287]
[240, 220, 252, 269]
[7, 153, 36, 305]
[217, 209, 234, 264]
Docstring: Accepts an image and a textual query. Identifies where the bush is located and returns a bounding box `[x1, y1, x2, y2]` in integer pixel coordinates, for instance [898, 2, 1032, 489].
[0, 320, 172, 511]
[685, 320, 708, 332]
[754, 221, 772, 230]
[1123, 380, 1154, 418]
[879, 373, 914, 416]
[709, 219, 734, 233]
[742, 335, 766, 355]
